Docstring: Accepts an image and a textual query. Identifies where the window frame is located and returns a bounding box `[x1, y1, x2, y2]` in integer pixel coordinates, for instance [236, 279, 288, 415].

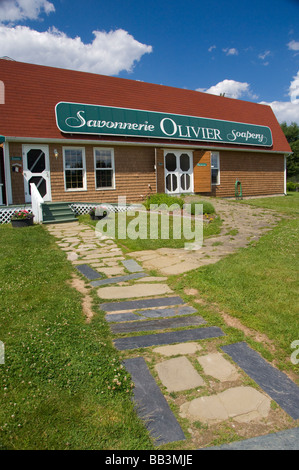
[93, 147, 115, 190]
[63, 146, 87, 192]
[211, 151, 220, 185]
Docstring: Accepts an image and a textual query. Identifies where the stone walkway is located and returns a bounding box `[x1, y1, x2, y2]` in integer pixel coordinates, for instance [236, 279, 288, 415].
[129, 196, 283, 275]
[46, 200, 299, 449]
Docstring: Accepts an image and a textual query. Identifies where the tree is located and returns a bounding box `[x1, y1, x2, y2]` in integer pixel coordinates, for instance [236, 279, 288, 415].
[280, 122, 299, 180]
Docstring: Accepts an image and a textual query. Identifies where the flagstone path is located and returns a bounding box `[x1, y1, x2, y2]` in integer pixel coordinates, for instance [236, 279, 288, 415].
[46, 200, 299, 449]
[129, 196, 284, 275]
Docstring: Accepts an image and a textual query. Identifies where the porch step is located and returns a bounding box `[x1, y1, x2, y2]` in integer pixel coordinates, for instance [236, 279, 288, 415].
[42, 202, 77, 224]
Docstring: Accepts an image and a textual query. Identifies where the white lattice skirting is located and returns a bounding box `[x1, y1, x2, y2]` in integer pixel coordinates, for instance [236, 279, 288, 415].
[69, 202, 142, 215]
[0, 203, 143, 224]
[0, 207, 33, 224]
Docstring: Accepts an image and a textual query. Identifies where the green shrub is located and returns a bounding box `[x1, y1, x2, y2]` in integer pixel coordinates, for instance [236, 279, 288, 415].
[144, 193, 184, 210]
[286, 181, 299, 192]
[186, 200, 216, 215]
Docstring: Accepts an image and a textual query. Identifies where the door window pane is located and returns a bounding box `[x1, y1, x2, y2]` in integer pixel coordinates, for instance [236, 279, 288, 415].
[27, 149, 46, 173]
[181, 173, 190, 191]
[28, 176, 47, 197]
[180, 153, 190, 172]
[165, 153, 177, 172]
[166, 174, 177, 192]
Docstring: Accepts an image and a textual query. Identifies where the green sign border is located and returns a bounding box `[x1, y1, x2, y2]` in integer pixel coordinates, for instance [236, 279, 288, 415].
[55, 102, 273, 147]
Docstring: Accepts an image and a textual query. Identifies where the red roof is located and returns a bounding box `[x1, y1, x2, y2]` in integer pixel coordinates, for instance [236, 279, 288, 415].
[0, 59, 291, 153]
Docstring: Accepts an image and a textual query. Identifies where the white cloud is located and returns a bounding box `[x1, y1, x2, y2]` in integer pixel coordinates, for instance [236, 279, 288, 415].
[0, 0, 55, 23]
[208, 45, 216, 52]
[260, 101, 299, 124]
[223, 47, 238, 56]
[289, 70, 299, 103]
[0, 25, 153, 75]
[258, 50, 271, 65]
[258, 50, 271, 60]
[260, 71, 299, 124]
[197, 79, 257, 100]
[287, 40, 299, 51]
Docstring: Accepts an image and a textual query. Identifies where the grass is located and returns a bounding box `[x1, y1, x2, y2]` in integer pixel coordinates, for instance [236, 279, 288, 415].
[240, 192, 299, 216]
[1, 193, 298, 449]
[0, 224, 153, 450]
[79, 210, 222, 252]
[172, 193, 299, 374]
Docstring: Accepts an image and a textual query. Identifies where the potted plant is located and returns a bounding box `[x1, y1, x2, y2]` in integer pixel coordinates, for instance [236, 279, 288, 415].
[11, 209, 34, 227]
[89, 206, 109, 220]
[89, 207, 97, 220]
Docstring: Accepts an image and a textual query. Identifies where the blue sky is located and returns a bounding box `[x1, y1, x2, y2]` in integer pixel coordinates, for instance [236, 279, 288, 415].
[0, 0, 298, 123]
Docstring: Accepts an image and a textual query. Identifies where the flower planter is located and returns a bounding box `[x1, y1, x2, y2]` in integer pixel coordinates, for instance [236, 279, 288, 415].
[90, 214, 107, 220]
[11, 217, 34, 228]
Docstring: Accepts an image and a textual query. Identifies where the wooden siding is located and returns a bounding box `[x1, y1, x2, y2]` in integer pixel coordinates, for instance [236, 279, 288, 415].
[17, 144, 155, 205]
[9, 142, 24, 205]
[8, 143, 285, 205]
[193, 150, 211, 193]
[201, 151, 285, 197]
[155, 148, 165, 193]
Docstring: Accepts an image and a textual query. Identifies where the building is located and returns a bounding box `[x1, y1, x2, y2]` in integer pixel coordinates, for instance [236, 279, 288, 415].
[0, 58, 292, 212]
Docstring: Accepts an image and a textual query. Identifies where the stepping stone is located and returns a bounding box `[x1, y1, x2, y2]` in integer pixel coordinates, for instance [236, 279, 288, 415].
[155, 356, 205, 392]
[97, 267, 126, 277]
[180, 386, 271, 424]
[123, 357, 186, 445]
[206, 427, 299, 450]
[136, 276, 167, 283]
[67, 252, 78, 261]
[75, 264, 102, 280]
[90, 272, 148, 287]
[153, 342, 203, 356]
[105, 312, 146, 323]
[100, 296, 185, 312]
[197, 352, 240, 382]
[114, 326, 225, 350]
[97, 283, 173, 300]
[110, 315, 206, 333]
[140, 305, 197, 318]
[122, 259, 144, 272]
[221, 342, 299, 420]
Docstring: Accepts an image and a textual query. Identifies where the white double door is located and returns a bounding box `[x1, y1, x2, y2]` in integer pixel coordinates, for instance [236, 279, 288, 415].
[164, 150, 193, 194]
[23, 145, 51, 203]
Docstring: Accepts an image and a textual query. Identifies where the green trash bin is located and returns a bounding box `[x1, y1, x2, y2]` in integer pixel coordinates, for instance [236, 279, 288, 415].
[235, 180, 242, 199]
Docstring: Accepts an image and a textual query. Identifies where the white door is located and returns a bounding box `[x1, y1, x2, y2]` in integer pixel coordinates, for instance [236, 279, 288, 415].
[164, 150, 193, 194]
[23, 145, 51, 203]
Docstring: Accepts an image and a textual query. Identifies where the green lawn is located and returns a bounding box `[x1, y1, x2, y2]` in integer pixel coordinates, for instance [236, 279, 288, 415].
[1, 193, 298, 449]
[79, 210, 222, 252]
[0, 224, 153, 450]
[172, 193, 299, 375]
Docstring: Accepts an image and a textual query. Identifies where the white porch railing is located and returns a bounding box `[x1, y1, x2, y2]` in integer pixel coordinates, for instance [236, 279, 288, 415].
[30, 183, 44, 223]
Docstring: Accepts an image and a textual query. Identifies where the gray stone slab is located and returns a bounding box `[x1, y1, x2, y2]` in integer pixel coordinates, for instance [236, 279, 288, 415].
[90, 272, 147, 287]
[105, 312, 146, 323]
[221, 342, 299, 420]
[140, 305, 197, 318]
[110, 315, 206, 333]
[123, 356, 186, 445]
[204, 427, 299, 450]
[75, 264, 102, 280]
[99, 296, 185, 312]
[114, 326, 225, 350]
[122, 259, 144, 272]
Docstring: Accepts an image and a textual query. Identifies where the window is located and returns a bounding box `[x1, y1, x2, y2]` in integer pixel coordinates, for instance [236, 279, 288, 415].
[94, 148, 115, 189]
[211, 151, 220, 185]
[63, 147, 86, 191]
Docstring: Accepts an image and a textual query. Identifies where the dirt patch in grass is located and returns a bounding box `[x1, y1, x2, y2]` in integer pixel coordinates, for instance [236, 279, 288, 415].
[68, 274, 95, 323]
